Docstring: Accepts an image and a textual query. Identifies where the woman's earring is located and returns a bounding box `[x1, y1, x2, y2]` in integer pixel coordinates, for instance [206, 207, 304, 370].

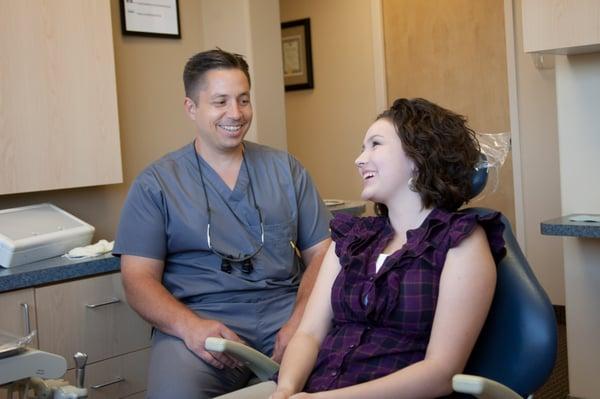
[408, 177, 417, 192]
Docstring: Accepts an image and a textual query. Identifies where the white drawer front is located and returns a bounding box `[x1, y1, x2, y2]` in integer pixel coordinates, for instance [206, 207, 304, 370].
[36, 273, 151, 368]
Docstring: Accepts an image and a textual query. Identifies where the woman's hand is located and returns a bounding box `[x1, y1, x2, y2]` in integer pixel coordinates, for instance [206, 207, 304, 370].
[269, 387, 293, 399]
[269, 389, 316, 399]
[290, 393, 316, 398]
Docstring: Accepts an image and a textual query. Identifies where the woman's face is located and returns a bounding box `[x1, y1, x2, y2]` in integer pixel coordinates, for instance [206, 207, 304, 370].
[355, 118, 415, 204]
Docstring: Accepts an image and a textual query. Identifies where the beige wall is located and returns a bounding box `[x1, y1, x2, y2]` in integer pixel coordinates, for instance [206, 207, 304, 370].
[199, 0, 288, 150]
[280, 0, 379, 201]
[510, 0, 564, 304]
[0, 0, 205, 240]
[247, 0, 288, 150]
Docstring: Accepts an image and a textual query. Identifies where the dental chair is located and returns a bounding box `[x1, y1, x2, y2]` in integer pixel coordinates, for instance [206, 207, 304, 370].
[450, 208, 558, 398]
[0, 347, 88, 399]
[206, 162, 558, 399]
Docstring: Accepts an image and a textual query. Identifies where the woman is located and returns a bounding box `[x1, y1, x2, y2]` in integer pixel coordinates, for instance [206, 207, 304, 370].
[223, 98, 506, 399]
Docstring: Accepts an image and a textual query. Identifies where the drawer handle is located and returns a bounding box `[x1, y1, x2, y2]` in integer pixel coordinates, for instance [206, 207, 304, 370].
[85, 297, 121, 309]
[90, 377, 124, 389]
[21, 303, 31, 335]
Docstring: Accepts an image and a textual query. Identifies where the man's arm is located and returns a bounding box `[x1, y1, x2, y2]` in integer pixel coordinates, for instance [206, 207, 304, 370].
[120, 254, 244, 369]
[271, 237, 331, 362]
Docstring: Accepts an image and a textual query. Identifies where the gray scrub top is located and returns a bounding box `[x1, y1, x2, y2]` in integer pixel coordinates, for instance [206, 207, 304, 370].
[113, 141, 331, 351]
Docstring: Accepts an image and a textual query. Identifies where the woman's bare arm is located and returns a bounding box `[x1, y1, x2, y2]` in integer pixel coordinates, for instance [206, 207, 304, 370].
[271, 243, 342, 398]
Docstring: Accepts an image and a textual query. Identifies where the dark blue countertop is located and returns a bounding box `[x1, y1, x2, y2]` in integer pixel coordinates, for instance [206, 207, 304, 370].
[541, 214, 600, 239]
[0, 200, 367, 294]
[0, 253, 120, 293]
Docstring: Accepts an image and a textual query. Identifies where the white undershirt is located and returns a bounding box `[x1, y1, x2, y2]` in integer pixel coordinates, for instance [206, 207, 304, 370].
[375, 253, 390, 273]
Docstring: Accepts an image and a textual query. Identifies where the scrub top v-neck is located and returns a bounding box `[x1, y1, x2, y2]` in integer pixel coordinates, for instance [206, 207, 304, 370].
[194, 150, 263, 260]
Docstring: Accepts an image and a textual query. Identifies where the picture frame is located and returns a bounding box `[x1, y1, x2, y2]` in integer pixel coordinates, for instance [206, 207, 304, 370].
[120, 0, 181, 39]
[281, 18, 314, 91]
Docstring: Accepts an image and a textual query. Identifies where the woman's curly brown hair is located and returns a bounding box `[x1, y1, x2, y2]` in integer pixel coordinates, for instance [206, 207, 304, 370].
[374, 98, 480, 215]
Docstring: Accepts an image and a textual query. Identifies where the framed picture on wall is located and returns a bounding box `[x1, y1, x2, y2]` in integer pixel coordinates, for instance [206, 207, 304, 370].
[281, 18, 314, 91]
[120, 0, 181, 38]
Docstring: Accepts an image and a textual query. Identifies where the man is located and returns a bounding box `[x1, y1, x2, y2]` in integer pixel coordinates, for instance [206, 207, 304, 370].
[113, 49, 331, 398]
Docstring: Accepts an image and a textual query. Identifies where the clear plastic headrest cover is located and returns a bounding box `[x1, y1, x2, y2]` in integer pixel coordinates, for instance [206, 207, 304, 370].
[474, 132, 510, 200]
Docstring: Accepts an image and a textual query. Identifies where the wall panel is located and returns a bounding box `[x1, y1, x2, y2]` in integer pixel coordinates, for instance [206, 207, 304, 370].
[382, 0, 515, 223]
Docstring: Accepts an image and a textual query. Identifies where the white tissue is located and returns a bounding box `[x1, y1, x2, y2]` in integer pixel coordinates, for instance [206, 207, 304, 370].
[64, 239, 114, 260]
[568, 214, 600, 223]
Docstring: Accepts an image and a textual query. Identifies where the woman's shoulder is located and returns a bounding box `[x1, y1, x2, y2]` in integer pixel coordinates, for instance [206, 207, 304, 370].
[427, 208, 506, 262]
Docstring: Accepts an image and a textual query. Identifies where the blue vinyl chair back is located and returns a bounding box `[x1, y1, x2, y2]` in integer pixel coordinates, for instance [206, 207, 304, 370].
[462, 208, 558, 397]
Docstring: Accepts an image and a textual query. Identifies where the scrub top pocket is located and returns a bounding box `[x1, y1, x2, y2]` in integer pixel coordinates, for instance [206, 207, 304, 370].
[252, 220, 300, 282]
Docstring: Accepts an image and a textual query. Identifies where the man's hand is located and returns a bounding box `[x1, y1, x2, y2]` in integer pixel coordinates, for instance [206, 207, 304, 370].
[271, 317, 301, 363]
[182, 317, 245, 369]
[120, 256, 248, 369]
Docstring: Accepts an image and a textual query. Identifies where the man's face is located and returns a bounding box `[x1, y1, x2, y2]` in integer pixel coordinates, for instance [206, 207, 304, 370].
[184, 68, 253, 154]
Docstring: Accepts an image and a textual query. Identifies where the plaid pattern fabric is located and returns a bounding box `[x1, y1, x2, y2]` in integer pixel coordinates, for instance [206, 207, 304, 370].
[304, 209, 506, 393]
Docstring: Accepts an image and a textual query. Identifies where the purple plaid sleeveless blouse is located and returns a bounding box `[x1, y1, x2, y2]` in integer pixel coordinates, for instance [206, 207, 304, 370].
[304, 208, 506, 393]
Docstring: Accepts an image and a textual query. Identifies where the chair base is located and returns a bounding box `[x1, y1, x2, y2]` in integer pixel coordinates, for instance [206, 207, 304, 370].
[452, 374, 530, 399]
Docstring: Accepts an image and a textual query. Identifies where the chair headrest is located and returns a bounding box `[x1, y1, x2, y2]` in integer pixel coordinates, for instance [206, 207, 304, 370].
[469, 153, 489, 200]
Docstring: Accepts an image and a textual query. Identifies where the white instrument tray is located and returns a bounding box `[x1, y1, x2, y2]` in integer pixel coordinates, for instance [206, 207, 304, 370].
[0, 203, 94, 268]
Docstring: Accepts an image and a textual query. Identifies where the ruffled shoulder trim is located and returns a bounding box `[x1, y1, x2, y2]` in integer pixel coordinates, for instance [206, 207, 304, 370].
[443, 210, 507, 263]
[393, 209, 507, 269]
[329, 213, 388, 258]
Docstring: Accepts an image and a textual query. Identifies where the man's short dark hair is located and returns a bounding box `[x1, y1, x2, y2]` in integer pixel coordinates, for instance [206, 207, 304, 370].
[183, 48, 251, 101]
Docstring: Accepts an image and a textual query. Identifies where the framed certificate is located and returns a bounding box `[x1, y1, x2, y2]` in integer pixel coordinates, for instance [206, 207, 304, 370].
[120, 0, 181, 38]
[281, 18, 314, 91]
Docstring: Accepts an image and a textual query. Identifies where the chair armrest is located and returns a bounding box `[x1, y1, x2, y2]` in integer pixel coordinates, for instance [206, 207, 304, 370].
[205, 337, 280, 381]
[452, 374, 525, 399]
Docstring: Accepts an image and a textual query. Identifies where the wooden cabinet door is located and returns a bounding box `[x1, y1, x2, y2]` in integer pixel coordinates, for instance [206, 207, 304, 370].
[0, 0, 122, 194]
[36, 273, 151, 369]
[522, 0, 600, 54]
[0, 288, 38, 348]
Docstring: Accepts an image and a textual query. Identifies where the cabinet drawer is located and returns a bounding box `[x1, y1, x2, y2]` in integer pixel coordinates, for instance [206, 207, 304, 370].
[123, 392, 146, 399]
[36, 273, 151, 368]
[0, 288, 38, 348]
[64, 348, 150, 399]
